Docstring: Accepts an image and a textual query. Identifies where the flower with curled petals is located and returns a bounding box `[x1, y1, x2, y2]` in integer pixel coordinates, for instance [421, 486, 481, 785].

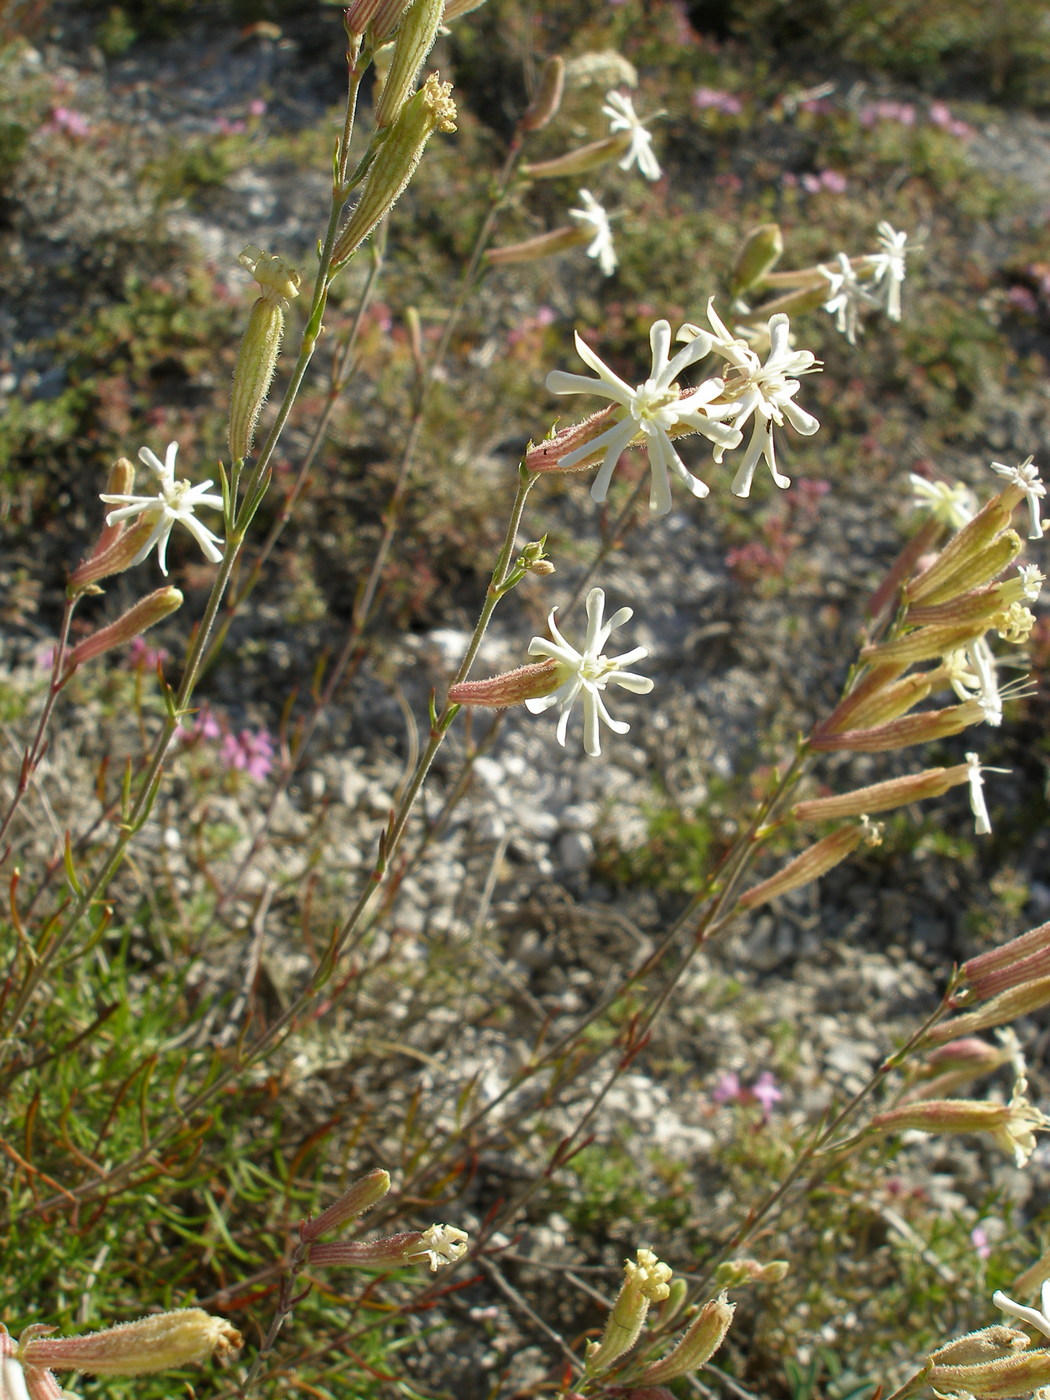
[545, 320, 741, 514]
[602, 90, 661, 181]
[569, 188, 617, 276]
[100, 442, 225, 576]
[710, 309, 821, 498]
[863, 221, 917, 321]
[990, 456, 1045, 541]
[526, 587, 654, 757]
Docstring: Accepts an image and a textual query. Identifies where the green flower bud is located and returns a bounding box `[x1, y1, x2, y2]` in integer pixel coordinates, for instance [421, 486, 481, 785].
[66, 588, 183, 670]
[373, 0, 444, 129]
[521, 56, 565, 132]
[18, 1310, 241, 1376]
[522, 132, 633, 179]
[739, 825, 865, 909]
[228, 245, 302, 463]
[485, 225, 593, 265]
[332, 74, 457, 266]
[729, 223, 783, 299]
[300, 1168, 391, 1242]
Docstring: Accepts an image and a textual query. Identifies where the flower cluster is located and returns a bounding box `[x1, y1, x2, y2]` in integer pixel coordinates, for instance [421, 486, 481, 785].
[817, 221, 921, 343]
[539, 303, 820, 512]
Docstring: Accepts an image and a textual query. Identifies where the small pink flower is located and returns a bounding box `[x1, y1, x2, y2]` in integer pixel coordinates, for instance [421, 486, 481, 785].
[127, 635, 170, 670]
[45, 106, 91, 138]
[971, 1224, 992, 1261]
[711, 1072, 742, 1103]
[221, 728, 275, 780]
[750, 1070, 783, 1115]
[693, 87, 743, 115]
[248, 98, 267, 117]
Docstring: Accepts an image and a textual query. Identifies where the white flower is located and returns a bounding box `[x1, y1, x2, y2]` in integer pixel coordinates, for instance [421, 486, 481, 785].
[1, 1359, 30, 1400]
[545, 319, 741, 514]
[100, 442, 225, 576]
[945, 637, 1002, 725]
[863, 221, 916, 321]
[708, 308, 821, 498]
[819, 251, 875, 344]
[406, 1224, 469, 1272]
[908, 473, 977, 529]
[569, 189, 617, 277]
[994, 1280, 1050, 1339]
[602, 90, 661, 181]
[964, 752, 1008, 836]
[526, 587, 654, 757]
[990, 456, 1046, 540]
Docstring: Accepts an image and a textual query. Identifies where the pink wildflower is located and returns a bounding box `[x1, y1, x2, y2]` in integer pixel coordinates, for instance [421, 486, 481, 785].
[971, 1224, 992, 1261]
[127, 636, 170, 669]
[248, 98, 267, 117]
[693, 87, 743, 115]
[711, 1072, 741, 1103]
[750, 1070, 783, 1116]
[221, 728, 275, 780]
[45, 106, 91, 138]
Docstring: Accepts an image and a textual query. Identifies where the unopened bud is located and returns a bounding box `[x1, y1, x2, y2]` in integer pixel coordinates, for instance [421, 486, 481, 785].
[485, 225, 593, 266]
[963, 922, 1050, 1001]
[229, 246, 301, 462]
[713, 1258, 789, 1288]
[522, 132, 633, 180]
[636, 1293, 735, 1385]
[907, 1037, 1015, 1100]
[818, 662, 909, 734]
[729, 224, 783, 299]
[930, 1327, 1031, 1366]
[734, 282, 829, 324]
[373, 0, 444, 129]
[905, 494, 1018, 605]
[345, 0, 408, 40]
[333, 74, 457, 265]
[653, 1278, 689, 1328]
[925, 976, 1050, 1047]
[18, 1311, 242, 1377]
[522, 56, 564, 131]
[906, 584, 1013, 630]
[585, 1250, 671, 1378]
[300, 1168, 391, 1241]
[448, 658, 561, 709]
[927, 1347, 1050, 1398]
[738, 825, 864, 909]
[809, 698, 984, 753]
[96, 459, 136, 553]
[861, 621, 987, 667]
[792, 766, 965, 822]
[66, 588, 183, 670]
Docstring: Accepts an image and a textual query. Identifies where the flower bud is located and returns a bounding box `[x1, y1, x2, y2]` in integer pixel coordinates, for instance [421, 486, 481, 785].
[333, 74, 457, 265]
[906, 584, 1014, 630]
[228, 245, 301, 463]
[924, 976, 1050, 1047]
[907, 1037, 1015, 1100]
[585, 1250, 672, 1378]
[448, 659, 561, 709]
[905, 495, 1018, 605]
[373, 0, 444, 129]
[738, 825, 865, 909]
[521, 132, 633, 180]
[927, 1348, 1050, 1398]
[18, 1311, 242, 1377]
[300, 1168, 390, 1241]
[522, 55, 565, 131]
[809, 698, 984, 753]
[964, 922, 1050, 1001]
[729, 223, 783, 299]
[635, 1293, 735, 1385]
[653, 1278, 689, 1328]
[66, 588, 183, 670]
[713, 1258, 789, 1288]
[860, 621, 988, 667]
[825, 669, 936, 732]
[817, 662, 909, 734]
[69, 517, 161, 594]
[792, 766, 967, 822]
[96, 458, 136, 552]
[485, 225, 593, 266]
[930, 1326, 1031, 1366]
[345, 0, 408, 40]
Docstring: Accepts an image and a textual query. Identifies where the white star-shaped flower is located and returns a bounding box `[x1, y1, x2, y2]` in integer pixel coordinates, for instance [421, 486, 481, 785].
[545, 319, 741, 514]
[602, 90, 661, 181]
[100, 442, 225, 576]
[944, 637, 1003, 726]
[990, 456, 1046, 540]
[863, 221, 916, 322]
[708, 308, 821, 497]
[819, 251, 875, 344]
[569, 189, 617, 277]
[526, 587, 654, 758]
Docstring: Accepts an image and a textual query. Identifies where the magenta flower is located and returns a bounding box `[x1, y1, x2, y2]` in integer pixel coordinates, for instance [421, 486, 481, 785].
[221, 728, 275, 780]
[750, 1070, 783, 1115]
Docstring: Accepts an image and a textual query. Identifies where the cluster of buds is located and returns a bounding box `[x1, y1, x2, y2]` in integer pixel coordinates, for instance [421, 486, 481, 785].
[299, 1167, 469, 1274]
[579, 1247, 737, 1387]
[809, 461, 1043, 769]
[0, 1310, 241, 1400]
